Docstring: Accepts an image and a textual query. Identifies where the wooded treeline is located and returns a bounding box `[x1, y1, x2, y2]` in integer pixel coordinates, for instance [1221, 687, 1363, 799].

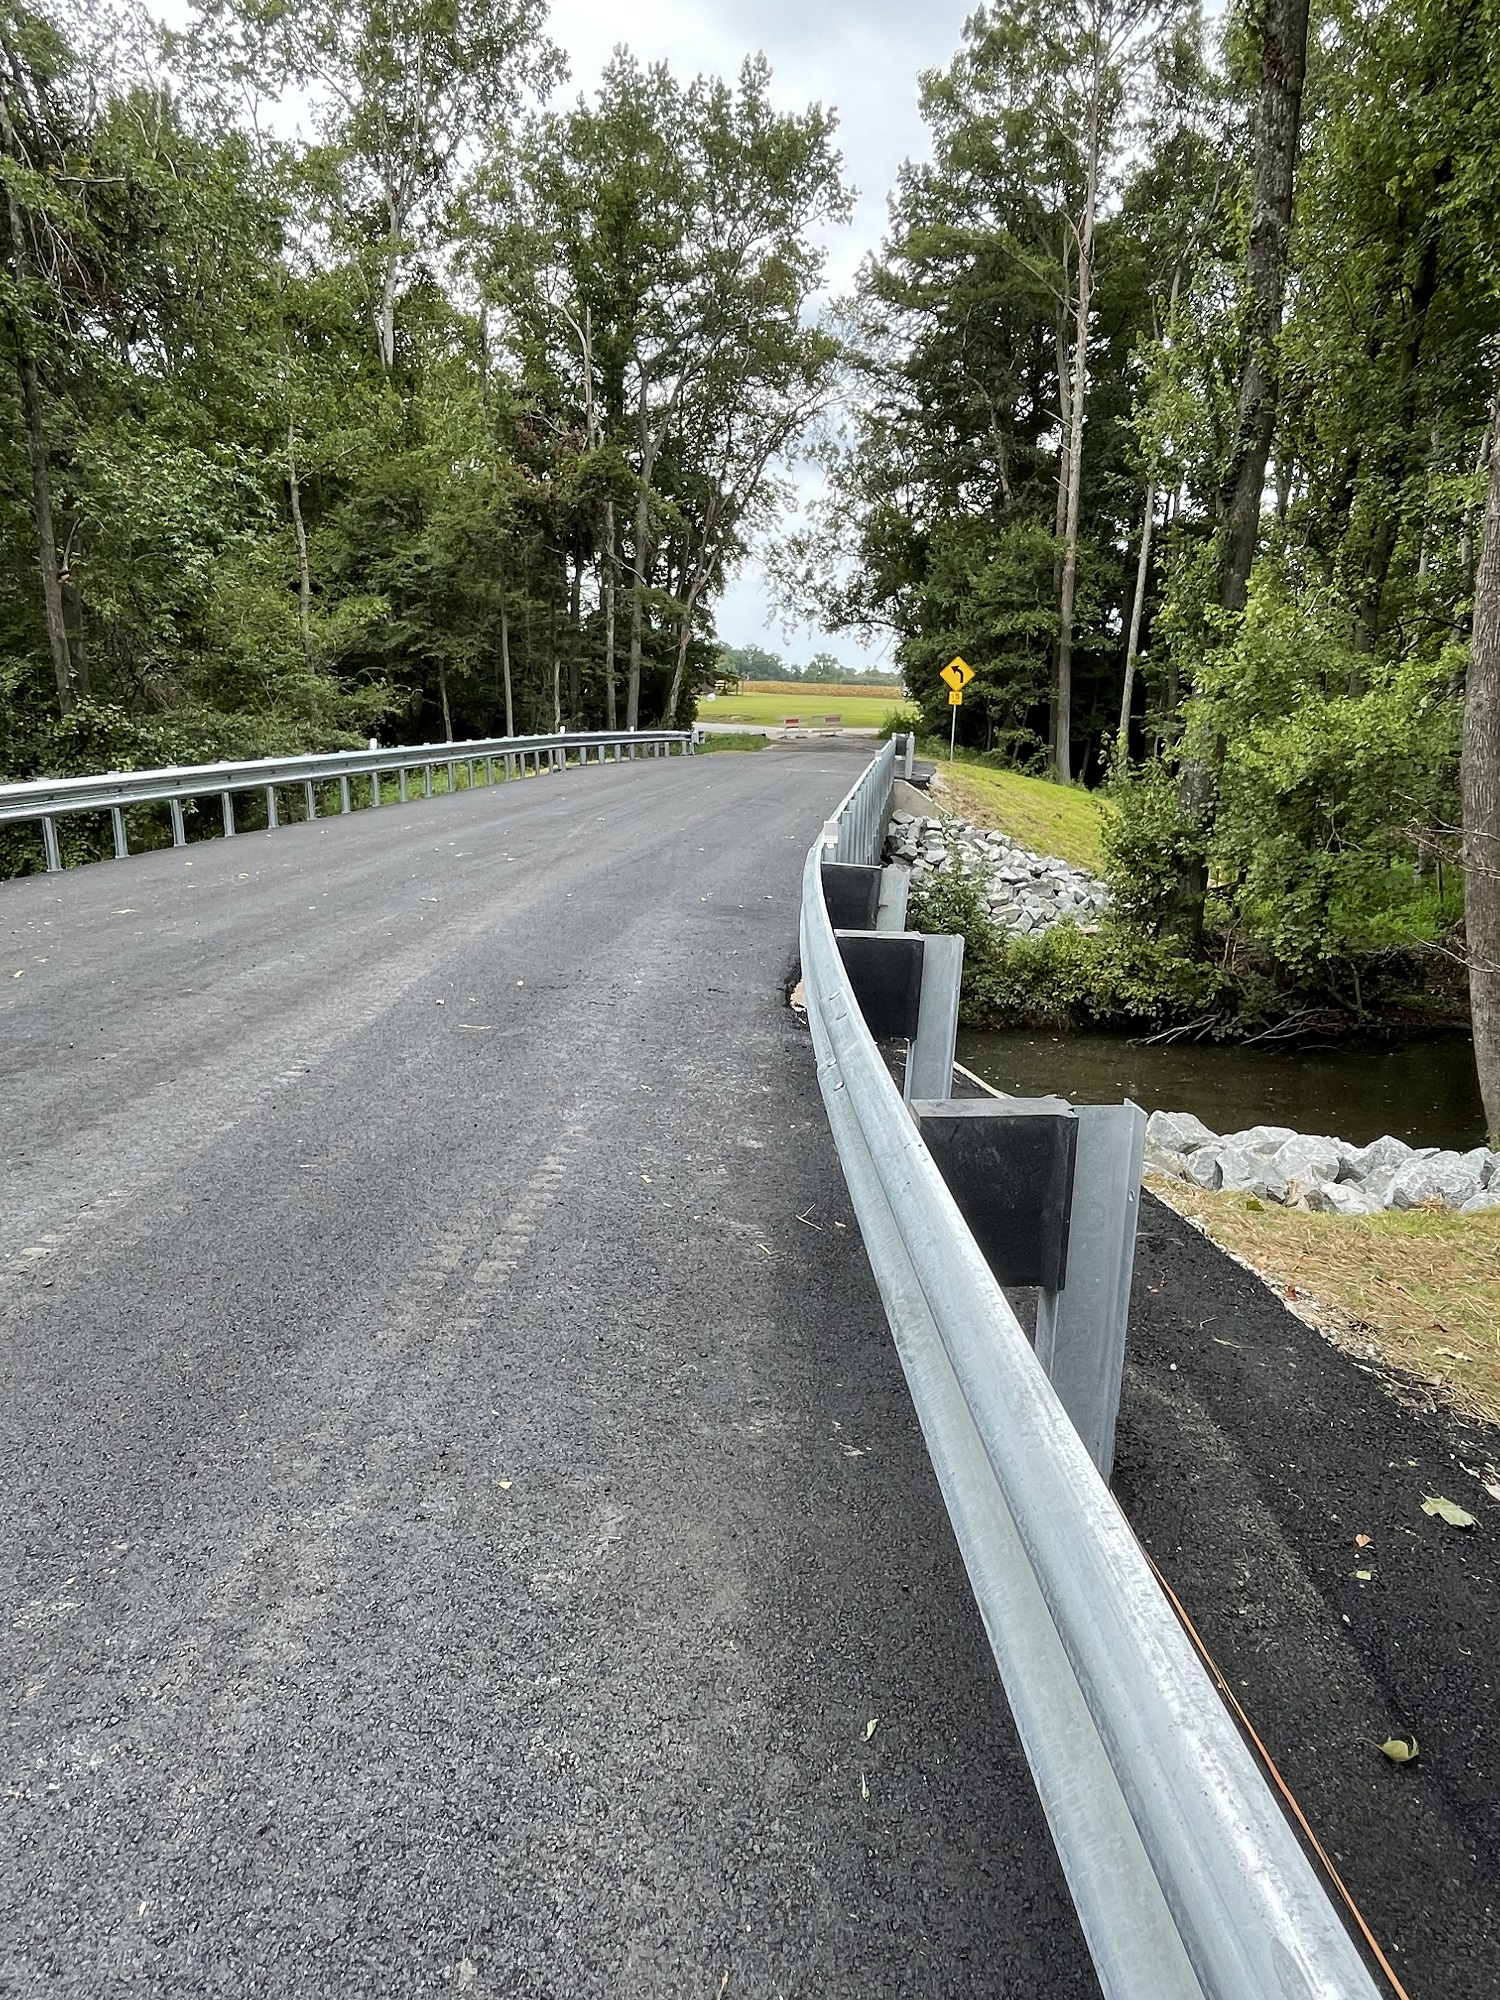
[0, 0, 849, 788]
[788, 0, 1500, 1033]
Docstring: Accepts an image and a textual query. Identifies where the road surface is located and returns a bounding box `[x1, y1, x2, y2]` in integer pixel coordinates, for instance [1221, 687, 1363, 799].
[1, 744, 1096, 1998]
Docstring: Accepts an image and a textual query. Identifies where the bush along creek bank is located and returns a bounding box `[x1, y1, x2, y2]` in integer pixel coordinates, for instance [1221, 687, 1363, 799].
[884, 807, 1494, 1215]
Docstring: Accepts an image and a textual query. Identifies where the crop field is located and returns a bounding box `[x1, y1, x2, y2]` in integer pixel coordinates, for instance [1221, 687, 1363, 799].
[700, 682, 911, 728]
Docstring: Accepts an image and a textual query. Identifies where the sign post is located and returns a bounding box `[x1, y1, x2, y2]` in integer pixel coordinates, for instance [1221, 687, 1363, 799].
[939, 656, 975, 763]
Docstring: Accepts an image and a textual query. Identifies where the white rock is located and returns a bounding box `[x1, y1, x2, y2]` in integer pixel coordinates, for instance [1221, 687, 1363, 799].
[1460, 1145, 1498, 1188]
[1183, 1145, 1224, 1190]
[1270, 1135, 1343, 1186]
[1218, 1125, 1299, 1159]
[1143, 1139, 1189, 1178]
[1459, 1187, 1500, 1212]
[1304, 1182, 1383, 1216]
[1218, 1144, 1289, 1201]
[1339, 1134, 1413, 1182]
[1145, 1109, 1219, 1155]
[1387, 1152, 1482, 1210]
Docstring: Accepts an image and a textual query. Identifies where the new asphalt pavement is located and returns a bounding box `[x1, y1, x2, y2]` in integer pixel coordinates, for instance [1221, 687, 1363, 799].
[1, 743, 1097, 1998]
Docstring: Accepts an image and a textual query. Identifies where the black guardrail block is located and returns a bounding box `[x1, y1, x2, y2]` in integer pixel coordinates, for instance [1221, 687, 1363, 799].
[822, 861, 883, 930]
[909, 1097, 1078, 1290]
[834, 931, 925, 1039]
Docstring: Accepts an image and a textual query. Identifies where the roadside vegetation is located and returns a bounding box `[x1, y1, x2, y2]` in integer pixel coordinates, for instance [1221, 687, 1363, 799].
[921, 753, 1109, 873]
[695, 731, 768, 753]
[770, 0, 1500, 1112]
[1149, 1179, 1500, 1431]
[0, 0, 850, 874]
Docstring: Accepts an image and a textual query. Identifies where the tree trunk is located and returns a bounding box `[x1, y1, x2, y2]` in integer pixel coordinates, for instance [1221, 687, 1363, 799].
[602, 499, 618, 730]
[1050, 248, 1072, 774]
[500, 595, 514, 737]
[1462, 405, 1500, 1145]
[1, 116, 77, 715]
[1173, 0, 1311, 945]
[1118, 476, 1157, 754]
[287, 415, 314, 672]
[12, 343, 75, 713]
[568, 553, 582, 719]
[1055, 122, 1100, 788]
[438, 662, 453, 743]
[626, 431, 656, 732]
[1217, 0, 1312, 614]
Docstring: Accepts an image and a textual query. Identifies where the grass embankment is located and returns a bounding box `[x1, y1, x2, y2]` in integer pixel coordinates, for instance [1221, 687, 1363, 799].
[702, 686, 904, 729]
[1151, 1179, 1500, 1428]
[695, 731, 768, 752]
[923, 753, 1111, 872]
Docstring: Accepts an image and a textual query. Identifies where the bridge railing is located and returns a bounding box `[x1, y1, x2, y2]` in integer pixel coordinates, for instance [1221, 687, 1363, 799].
[0, 728, 693, 873]
[800, 739, 1379, 2000]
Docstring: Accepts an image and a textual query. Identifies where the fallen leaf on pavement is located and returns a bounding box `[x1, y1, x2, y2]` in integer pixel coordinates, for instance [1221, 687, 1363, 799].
[1380, 1737, 1419, 1764]
[864, 1717, 878, 1741]
[1422, 1495, 1477, 1529]
[1354, 1533, 1373, 1548]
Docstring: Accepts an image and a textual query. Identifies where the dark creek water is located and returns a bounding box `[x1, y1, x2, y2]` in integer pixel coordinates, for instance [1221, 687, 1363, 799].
[955, 1028, 1486, 1150]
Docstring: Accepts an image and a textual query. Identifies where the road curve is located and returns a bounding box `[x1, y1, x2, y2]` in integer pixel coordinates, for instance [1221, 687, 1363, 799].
[2, 745, 1095, 1998]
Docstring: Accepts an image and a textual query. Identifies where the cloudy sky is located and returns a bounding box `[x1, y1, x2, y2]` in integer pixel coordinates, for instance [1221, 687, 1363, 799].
[540, 0, 973, 668]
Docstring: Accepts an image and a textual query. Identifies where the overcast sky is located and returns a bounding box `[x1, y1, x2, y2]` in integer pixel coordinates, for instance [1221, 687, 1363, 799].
[541, 0, 972, 668]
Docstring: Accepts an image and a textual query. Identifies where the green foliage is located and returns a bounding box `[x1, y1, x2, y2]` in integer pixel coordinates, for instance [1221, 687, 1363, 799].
[908, 858, 1228, 1030]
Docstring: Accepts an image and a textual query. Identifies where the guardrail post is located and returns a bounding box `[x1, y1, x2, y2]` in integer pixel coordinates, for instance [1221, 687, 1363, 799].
[221, 793, 235, 837]
[265, 785, 279, 829]
[169, 798, 187, 848]
[303, 781, 317, 820]
[903, 732, 915, 781]
[399, 768, 409, 802]
[1033, 1103, 1146, 1480]
[905, 933, 963, 1102]
[446, 759, 458, 792]
[340, 775, 351, 813]
[423, 765, 433, 797]
[41, 815, 61, 873]
[876, 864, 909, 932]
[111, 807, 129, 858]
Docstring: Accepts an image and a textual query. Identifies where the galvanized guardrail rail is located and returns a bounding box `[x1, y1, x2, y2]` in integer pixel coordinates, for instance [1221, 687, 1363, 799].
[0, 728, 693, 874]
[802, 739, 1380, 2000]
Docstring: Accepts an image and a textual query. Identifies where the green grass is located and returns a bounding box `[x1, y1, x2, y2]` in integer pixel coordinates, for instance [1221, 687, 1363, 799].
[920, 749, 1111, 872]
[699, 689, 896, 728]
[695, 731, 768, 752]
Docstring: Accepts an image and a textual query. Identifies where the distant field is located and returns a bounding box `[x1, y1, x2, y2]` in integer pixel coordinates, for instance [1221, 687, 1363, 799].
[701, 684, 909, 728]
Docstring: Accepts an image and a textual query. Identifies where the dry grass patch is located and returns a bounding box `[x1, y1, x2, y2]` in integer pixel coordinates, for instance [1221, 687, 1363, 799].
[1149, 1177, 1500, 1427]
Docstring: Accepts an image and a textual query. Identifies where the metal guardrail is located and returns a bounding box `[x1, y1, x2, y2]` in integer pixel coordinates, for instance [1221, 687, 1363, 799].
[0, 729, 693, 873]
[800, 740, 1380, 2000]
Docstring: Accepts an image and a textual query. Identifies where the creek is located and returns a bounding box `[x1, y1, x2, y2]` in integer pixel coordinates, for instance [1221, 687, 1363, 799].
[955, 1028, 1486, 1150]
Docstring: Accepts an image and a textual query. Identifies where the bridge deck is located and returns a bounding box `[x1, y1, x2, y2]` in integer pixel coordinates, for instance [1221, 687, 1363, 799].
[0, 745, 1093, 1997]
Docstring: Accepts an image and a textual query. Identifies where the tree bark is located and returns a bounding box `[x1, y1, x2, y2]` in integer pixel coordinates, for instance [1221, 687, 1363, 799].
[438, 662, 453, 743]
[1216, 0, 1311, 614]
[1462, 405, 1500, 1145]
[1, 111, 77, 715]
[602, 499, 618, 730]
[1055, 108, 1101, 787]
[500, 594, 514, 737]
[1050, 248, 1072, 775]
[1117, 475, 1157, 754]
[287, 415, 314, 672]
[625, 383, 660, 731]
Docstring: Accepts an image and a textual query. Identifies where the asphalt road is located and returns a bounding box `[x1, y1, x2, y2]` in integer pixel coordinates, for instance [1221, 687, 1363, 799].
[1, 745, 1097, 1999]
